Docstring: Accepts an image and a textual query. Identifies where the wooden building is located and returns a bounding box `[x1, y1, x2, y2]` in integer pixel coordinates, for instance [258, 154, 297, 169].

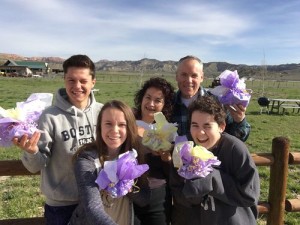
[0, 60, 49, 76]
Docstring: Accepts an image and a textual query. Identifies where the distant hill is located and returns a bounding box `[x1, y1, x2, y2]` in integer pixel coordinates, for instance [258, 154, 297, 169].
[0, 53, 64, 63]
[95, 58, 300, 81]
[95, 58, 177, 72]
[1, 53, 299, 80]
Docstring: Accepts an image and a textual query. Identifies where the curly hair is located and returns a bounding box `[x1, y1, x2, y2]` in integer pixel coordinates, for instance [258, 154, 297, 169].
[134, 77, 175, 121]
[188, 95, 226, 126]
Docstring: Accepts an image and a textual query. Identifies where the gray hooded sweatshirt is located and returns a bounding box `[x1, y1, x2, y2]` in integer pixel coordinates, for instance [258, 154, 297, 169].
[21, 88, 103, 206]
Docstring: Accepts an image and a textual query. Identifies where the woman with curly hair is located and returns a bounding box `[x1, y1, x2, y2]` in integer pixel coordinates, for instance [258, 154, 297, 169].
[133, 77, 175, 225]
[134, 77, 174, 123]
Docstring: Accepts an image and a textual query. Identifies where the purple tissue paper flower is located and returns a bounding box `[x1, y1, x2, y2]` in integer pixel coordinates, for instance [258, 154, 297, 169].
[210, 70, 251, 107]
[220, 70, 241, 89]
[177, 143, 221, 179]
[95, 149, 149, 198]
[0, 93, 53, 147]
[174, 135, 188, 145]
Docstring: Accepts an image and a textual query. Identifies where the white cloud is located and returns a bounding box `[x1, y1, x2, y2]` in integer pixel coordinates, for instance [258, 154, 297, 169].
[1, 0, 300, 64]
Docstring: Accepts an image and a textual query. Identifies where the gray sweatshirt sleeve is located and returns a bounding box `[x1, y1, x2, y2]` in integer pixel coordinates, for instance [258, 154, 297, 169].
[21, 112, 53, 173]
[74, 152, 117, 225]
[182, 144, 260, 207]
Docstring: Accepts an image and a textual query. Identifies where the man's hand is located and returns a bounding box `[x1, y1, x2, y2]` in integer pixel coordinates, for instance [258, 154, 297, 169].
[227, 104, 246, 123]
[12, 131, 40, 154]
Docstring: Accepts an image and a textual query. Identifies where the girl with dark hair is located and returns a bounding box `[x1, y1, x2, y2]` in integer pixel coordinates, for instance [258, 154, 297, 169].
[133, 77, 175, 225]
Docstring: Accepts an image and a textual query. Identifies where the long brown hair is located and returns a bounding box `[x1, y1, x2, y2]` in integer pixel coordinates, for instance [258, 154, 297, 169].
[73, 100, 138, 162]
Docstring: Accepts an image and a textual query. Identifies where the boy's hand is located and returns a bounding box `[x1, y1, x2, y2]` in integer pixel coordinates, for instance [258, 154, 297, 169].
[12, 131, 40, 154]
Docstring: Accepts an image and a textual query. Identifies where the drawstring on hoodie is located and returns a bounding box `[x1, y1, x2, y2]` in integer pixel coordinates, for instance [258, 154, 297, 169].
[71, 98, 96, 151]
[86, 97, 96, 139]
[71, 106, 80, 149]
[91, 108, 96, 138]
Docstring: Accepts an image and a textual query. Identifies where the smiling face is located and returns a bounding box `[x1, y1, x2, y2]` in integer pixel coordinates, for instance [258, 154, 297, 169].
[141, 87, 165, 123]
[64, 67, 96, 109]
[176, 59, 203, 99]
[190, 111, 225, 150]
[101, 108, 127, 159]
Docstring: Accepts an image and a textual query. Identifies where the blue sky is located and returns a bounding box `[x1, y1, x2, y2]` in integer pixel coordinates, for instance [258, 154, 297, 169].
[1, 0, 300, 65]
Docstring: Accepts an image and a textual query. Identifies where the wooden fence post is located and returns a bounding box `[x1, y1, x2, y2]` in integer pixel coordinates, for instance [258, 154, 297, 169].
[267, 137, 290, 225]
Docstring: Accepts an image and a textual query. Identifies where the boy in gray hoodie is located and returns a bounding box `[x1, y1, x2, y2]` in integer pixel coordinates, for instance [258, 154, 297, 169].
[13, 55, 103, 225]
[170, 96, 260, 225]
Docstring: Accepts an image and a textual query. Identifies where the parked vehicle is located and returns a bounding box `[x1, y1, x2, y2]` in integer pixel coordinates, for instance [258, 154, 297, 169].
[32, 74, 42, 78]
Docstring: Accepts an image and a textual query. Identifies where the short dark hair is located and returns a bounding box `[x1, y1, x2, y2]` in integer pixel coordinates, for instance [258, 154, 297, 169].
[134, 77, 175, 121]
[63, 55, 96, 79]
[188, 95, 226, 126]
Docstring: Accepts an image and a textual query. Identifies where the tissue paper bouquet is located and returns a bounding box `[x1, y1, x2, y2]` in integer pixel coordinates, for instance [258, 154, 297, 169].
[209, 70, 252, 107]
[95, 149, 149, 198]
[172, 136, 221, 179]
[0, 93, 53, 147]
[141, 112, 177, 151]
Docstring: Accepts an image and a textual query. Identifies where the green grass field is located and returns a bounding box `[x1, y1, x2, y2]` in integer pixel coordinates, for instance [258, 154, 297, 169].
[0, 74, 299, 224]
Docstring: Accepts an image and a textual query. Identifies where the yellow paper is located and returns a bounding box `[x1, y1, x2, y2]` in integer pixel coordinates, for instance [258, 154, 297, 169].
[141, 112, 177, 151]
[0, 107, 23, 120]
[190, 145, 214, 161]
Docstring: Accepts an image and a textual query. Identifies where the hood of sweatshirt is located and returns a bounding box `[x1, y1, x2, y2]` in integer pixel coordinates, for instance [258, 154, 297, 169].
[54, 88, 100, 148]
[55, 88, 96, 115]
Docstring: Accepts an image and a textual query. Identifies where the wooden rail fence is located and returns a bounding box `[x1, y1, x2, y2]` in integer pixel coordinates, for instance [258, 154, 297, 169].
[0, 137, 299, 225]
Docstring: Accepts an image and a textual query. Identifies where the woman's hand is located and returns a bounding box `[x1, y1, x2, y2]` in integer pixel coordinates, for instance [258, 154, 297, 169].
[153, 150, 171, 162]
[160, 151, 172, 162]
[137, 126, 145, 137]
[150, 144, 174, 162]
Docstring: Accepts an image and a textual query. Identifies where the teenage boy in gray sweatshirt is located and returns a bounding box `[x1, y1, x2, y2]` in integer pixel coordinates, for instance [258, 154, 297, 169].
[170, 96, 260, 225]
[13, 55, 103, 225]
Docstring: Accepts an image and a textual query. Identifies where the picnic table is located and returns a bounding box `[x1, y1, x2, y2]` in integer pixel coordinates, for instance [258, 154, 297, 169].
[269, 98, 300, 114]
